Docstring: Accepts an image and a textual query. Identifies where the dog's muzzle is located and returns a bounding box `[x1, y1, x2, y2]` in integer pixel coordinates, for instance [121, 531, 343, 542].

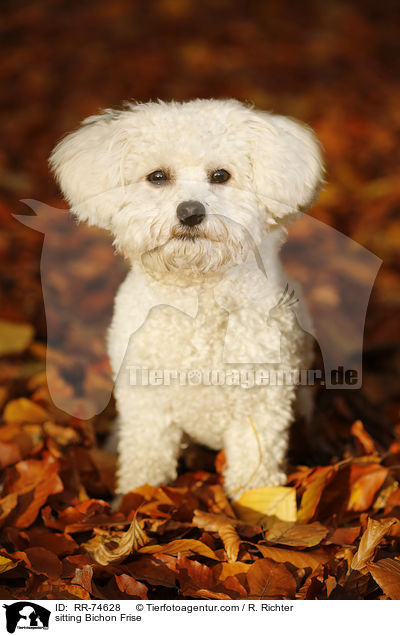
[176, 200, 206, 227]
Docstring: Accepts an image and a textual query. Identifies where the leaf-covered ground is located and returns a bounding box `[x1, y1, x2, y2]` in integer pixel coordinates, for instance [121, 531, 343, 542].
[1, 0, 400, 600]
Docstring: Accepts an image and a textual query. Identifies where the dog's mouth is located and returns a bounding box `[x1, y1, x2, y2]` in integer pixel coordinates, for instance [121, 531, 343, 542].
[170, 226, 205, 241]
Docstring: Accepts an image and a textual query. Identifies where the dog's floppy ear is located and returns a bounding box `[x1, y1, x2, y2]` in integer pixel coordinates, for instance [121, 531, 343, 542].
[248, 110, 324, 225]
[49, 110, 127, 229]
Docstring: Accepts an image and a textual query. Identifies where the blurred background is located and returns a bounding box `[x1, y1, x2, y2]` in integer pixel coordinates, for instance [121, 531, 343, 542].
[0, 0, 399, 460]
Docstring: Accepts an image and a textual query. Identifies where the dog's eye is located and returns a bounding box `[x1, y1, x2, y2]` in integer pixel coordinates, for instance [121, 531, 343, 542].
[209, 169, 231, 184]
[146, 169, 170, 185]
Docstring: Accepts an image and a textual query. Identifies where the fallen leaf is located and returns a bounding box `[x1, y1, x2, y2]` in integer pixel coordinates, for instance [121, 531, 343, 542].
[13, 547, 62, 579]
[0, 555, 18, 574]
[127, 555, 177, 588]
[176, 555, 216, 598]
[265, 521, 328, 547]
[0, 321, 34, 356]
[367, 558, 400, 599]
[71, 565, 93, 593]
[233, 487, 297, 526]
[3, 398, 48, 425]
[214, 562, 251, 581]
[139, 539, 218, 560]
[43, 421, 80, 446]
[351, 420, 378, 455]
[297, 467, 335, 523]
[0, 453, 63, 528]
[351, 517, 396, 572]
[257, 544, 332, 570]
[193, 510, 241, 562]
[347, 464, 388, 512]
[246, 558, 296, 599]
[115, 574, 148, 599]
[84, 515, 150, 565]
[41, 498, 120, 533]
[326, 526, 361, 545]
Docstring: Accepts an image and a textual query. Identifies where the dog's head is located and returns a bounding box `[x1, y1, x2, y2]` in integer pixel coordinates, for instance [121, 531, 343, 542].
[50, 99, 324, 275]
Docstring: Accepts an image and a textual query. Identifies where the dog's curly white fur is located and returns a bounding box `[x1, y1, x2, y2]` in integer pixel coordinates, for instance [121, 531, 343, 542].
[50, 99, 323, 498]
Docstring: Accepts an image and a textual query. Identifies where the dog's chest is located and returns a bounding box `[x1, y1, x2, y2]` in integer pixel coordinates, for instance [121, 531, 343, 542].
[128, 287, 228, 368]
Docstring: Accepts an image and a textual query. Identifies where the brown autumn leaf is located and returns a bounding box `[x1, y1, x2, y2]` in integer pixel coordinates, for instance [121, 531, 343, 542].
[351, 517, 396, 572]
[367, 558, 400, 599]
[351, 420, 378, 456]
[43, 421, 81, 446]
[257, 544, 333, 570]
[246, 558, 297, 599]
[265, 521, 328, 548]
[127, 555, 177, 588]
[347, 463, 388, 512]
[296, 563, 333, 600]
[41, 498, 122, 533]
[326, 526, 361, 546]
[71, 565, 93, 594]
[177, 554, 214, 587]
[176, 555, 219, 598]
[0, 424, 42, 468]
[297, 466, 335, 523]
[213, 562, 251, 581]
[0, 440, 22, 470]
[62, 554, 94, 578]
[13, 547, 62, 580]
[0, 453, 63, 528]
[218, 574, 249, 599]
[84, 515, 150, 565]
[193, 510, 241, 562]
[115, 574, 148, 599]
[23, 529, 78, 556]
[139, 538, 218, 560]
[37, 581, 92, 600]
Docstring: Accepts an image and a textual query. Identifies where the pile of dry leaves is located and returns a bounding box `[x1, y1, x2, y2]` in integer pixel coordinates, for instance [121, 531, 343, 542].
[1, 344, 400, 600]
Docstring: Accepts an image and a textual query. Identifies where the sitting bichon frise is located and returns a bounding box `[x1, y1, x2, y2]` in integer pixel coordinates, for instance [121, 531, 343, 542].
[50, 99, 323, 498]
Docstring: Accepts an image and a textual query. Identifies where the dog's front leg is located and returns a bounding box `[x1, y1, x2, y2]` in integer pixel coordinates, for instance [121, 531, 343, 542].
[222, 390, 293, 499]
[115, 392, 182, 494]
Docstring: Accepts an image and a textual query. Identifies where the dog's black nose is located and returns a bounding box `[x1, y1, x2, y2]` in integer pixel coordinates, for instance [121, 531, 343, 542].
[176, 200, 206, 227]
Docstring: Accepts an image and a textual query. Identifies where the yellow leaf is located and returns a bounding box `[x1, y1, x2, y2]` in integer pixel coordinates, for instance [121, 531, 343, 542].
[0, 321, 34, 356]
[0, 555, 18, 574]
[233, 487, 297, 527]
[3, 398, 48, 425]
[216, 562, 250, 580]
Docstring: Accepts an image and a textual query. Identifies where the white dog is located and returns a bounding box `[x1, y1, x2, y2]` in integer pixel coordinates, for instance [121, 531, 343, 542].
[50, 99, 323, 498]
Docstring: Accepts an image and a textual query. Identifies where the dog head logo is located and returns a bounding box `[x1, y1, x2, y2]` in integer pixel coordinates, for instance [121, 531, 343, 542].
[3, 602, 50, 633]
